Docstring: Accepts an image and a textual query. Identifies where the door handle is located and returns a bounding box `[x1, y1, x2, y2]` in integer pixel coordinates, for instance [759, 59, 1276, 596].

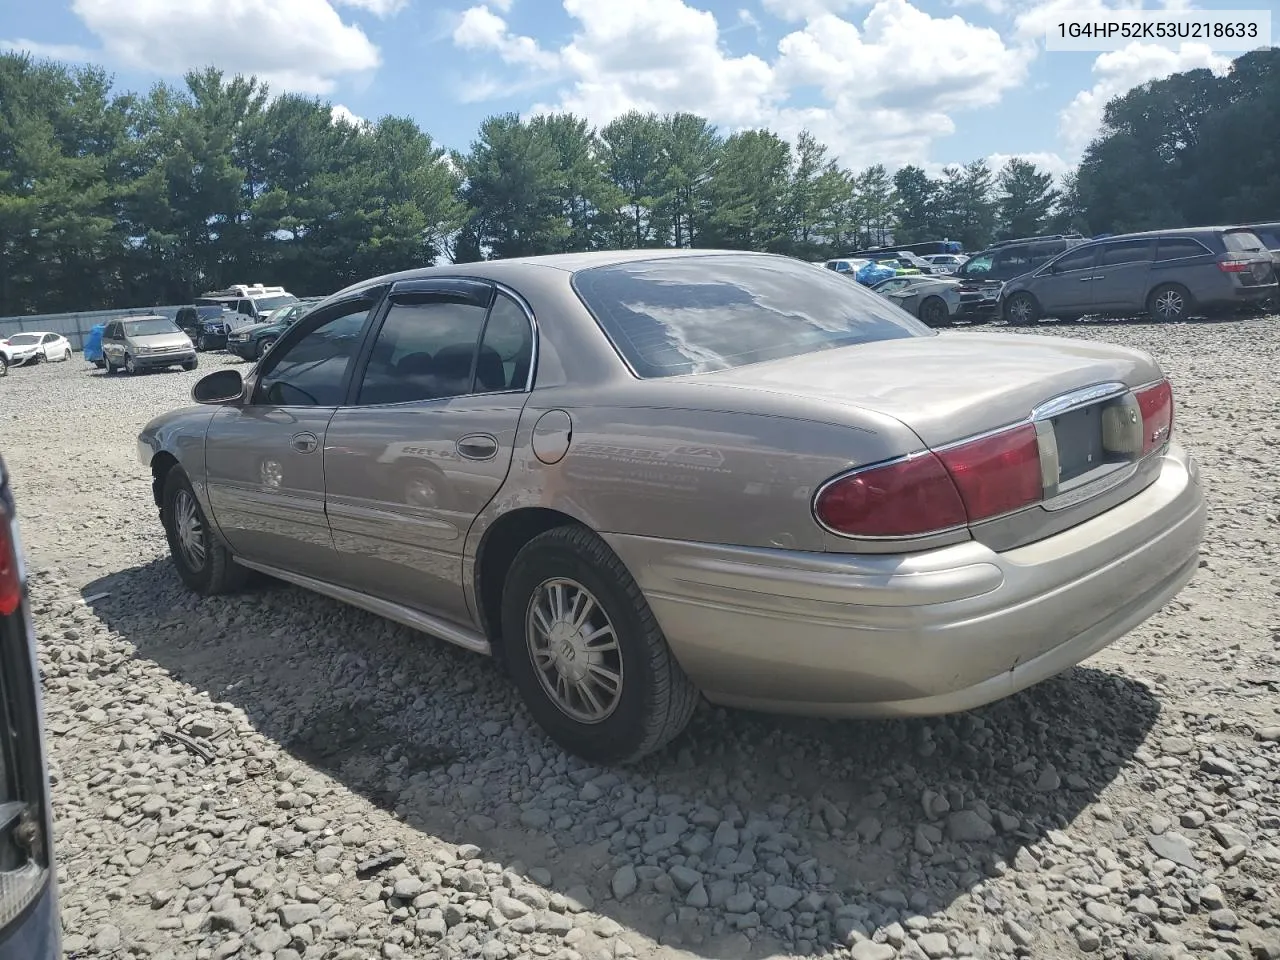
[1079, 277, 1094, 281]
[456, 434, 499, 461]
[290, 431, 319, 454]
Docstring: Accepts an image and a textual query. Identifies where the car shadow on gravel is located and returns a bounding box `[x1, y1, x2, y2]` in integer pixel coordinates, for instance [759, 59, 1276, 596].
[82, 558, 1161, 959]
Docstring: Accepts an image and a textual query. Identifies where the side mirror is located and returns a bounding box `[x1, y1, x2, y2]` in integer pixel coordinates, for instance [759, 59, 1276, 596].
[192, 369, 244, 405]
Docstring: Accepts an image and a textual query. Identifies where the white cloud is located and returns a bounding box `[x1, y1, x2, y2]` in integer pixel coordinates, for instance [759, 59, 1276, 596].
[331, 103, 368, 126]
[983, 151, 1073, 179]
[334, 0, 407, 15]
[453, 0, 1028, 171]
[70, 0, 380, 94]
[1058, 41, 1229, 151]
[0, 39, 97, 62]
[760, 0, 868, 22]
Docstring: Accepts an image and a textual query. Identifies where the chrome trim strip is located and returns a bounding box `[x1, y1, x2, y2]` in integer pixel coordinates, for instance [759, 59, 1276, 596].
[234, 558, 491, 655]
[1031, 381, 1129, 421]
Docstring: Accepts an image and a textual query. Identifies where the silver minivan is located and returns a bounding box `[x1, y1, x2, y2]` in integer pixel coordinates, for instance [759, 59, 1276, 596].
[101, 316, 198, 375]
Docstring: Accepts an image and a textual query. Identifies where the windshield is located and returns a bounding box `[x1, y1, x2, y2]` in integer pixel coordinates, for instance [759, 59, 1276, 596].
[254, 294, 298, 312]
[6, 334, 38, 345]
[1223, 230, 1265, 253]
[571, 254, 930, 379]
[957, 254, 994, 277]
[123, 319, 180, 337]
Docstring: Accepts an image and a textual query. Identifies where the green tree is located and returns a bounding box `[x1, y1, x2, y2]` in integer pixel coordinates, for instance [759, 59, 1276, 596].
[599, 111, 665, 248]
[785, 130, 849, 259]
[655, 112, 721, 248]
[936, 160, 996, 249]
[703, 129, 791, 251]
[891, 165, 940, 243]
[996, 158, 1059, 239]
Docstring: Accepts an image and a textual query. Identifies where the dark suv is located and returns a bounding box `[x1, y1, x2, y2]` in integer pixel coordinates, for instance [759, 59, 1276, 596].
[1000, 227, 1278, 324]
[0, 454, 60, 960]
[951, 234, 1087, 315]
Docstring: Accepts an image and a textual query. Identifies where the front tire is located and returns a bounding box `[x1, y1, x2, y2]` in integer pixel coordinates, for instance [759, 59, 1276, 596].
[63, 348, 72, 361]
[500, 525, 699, 764]
[182, 357, 198, 371]
[1004, 292, 1040, 326]
[1148, 283, 1192, 322]
[257, 337, 276, 359]
[161, 467, 248, 596]
[125, 354, 138, 375]
[0, 356, 7, 377]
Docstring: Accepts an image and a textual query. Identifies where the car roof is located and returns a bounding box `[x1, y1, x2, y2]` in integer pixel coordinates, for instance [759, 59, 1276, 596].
[119, 314, 169, 322]
[1098, 226, 1256, 241]
[330, 249, 806, 299]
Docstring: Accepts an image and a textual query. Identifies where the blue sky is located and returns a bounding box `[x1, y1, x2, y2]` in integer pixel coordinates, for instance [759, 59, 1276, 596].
[0, 0, 1253, 181]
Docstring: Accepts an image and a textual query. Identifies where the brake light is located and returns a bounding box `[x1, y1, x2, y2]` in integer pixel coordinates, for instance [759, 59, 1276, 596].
[937, 424, 1044, 522]
[0, 503, 19, 617]
[814, 423, 1044, 538]
[1135, 379, 1174, 455]
[814, 453, 966, 537]
[1218, 260, 1251, 273]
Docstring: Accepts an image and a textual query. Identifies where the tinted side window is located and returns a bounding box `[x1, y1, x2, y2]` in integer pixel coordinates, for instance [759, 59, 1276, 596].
[1155, 238, 1209, 261]
[356, 296, 490, 406]
[257, 305, 370, 407]
[1050, 246, 1098, 272]
[961, 255, 993, 275]
[1252, 227, 1280, 250]
[478, 295, 534, 393]
[1099, 240, 1154, 266]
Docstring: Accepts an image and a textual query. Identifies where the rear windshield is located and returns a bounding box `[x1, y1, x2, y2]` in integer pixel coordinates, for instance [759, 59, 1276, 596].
[1223, 230, 1266, 253]
[123, 319, 179, 337]
[571, 254, 929, 379]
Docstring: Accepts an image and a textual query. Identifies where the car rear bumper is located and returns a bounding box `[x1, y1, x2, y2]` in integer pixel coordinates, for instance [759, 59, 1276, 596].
[604, 442, 1205, 717]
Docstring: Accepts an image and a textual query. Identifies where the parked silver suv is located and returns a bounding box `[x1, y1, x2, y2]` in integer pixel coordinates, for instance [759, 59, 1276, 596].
[101, 316, 198, 375]
[1000, 227, 1278, 324]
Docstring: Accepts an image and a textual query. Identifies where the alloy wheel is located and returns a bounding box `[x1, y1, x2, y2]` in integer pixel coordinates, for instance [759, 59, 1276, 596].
[173, 489, 207, 572]
[525, 578, 624, 723]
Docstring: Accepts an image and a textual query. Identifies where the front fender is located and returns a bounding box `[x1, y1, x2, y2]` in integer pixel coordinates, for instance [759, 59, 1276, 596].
[137, 406, 219, 513]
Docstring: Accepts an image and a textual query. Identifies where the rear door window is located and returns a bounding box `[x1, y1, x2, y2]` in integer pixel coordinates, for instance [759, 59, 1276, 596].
[1098, 239, 1155, 266]
[1250, 227, 1280, 251]
[571, 254, 929, 379]
[1046, 245, 1098, 274]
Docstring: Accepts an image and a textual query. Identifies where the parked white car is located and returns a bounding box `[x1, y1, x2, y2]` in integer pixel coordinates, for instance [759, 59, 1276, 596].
[0, 332, 73, 374]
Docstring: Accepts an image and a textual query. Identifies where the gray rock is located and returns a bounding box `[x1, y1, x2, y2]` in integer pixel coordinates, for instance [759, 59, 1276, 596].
[668, 865, 701, 893]
[1086, 901, 1125, 925]
[917, 932, 951, 958]
[764, 885, 803, 911]
[1200, 755, 1238, 776]
[611, 864, 637, 900]
[279, 902, 321, 926]
[1147, 832, 1200, 870]
[947, 810, 996, 842]
[850, 942, 898, 960]
[1198, 884, 1226, 910]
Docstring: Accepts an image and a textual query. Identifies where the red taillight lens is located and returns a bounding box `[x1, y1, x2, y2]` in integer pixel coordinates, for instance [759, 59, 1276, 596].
[0, 505, 19, 617]
[815, 423, 1045, 538]
[937, 423, 1044, 522]
[1218, 260, 1250, 273]
[1135, 379, 1174, 455]
[814, 453, 967, 537]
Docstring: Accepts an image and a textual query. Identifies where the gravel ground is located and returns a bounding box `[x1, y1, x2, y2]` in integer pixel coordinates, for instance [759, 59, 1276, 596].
[2, 320, 1278, 960]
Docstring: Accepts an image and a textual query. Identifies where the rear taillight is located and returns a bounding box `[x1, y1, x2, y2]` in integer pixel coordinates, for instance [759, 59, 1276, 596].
[1218, 259, 1251, 273]
[0, 503, 18, 617]
[937, 424, 1044, 522]
[815, 423, 1044, 538]
[1135, 379, 1174, 455]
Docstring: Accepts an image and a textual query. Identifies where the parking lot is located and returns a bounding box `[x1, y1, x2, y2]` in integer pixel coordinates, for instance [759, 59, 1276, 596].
[3, 317, 1279, 960]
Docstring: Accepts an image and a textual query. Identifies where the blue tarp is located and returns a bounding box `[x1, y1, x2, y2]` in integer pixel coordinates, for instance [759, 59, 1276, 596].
[856, 262, 896, 286]
[83, 323, 105, 362]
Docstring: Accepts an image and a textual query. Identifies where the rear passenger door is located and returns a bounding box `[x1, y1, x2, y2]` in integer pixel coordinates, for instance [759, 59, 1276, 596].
[1087, 239, 1155, 313]
[322, 279, 536, 624]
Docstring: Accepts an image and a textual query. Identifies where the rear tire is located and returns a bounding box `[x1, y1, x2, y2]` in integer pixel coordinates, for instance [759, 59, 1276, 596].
[1148, 283, 1192, 322]
[1004, 292, 1040, 326]
[919, 297, 951, 327]
[93, 359, 106, 369]
[0, 356, 7, 377]
[161, 467, 249, 596]
[500, 525, 700, 764]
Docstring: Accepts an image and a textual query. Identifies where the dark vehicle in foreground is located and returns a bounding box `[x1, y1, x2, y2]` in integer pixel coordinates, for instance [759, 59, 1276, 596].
[138, 249, 1205, 764]
[0, 454, 61, 959]
[226, 298, 322, 361]
[102, 316, 198, 375]
[953, 234, 1089, 315]
[1001, 227, 1278, 324]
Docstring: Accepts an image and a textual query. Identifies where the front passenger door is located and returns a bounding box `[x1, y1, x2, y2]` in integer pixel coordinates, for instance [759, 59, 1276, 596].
[202, 296, 378, 580]
[1032, 244, 1100, 317]
[1087, 239, 1155, 313]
